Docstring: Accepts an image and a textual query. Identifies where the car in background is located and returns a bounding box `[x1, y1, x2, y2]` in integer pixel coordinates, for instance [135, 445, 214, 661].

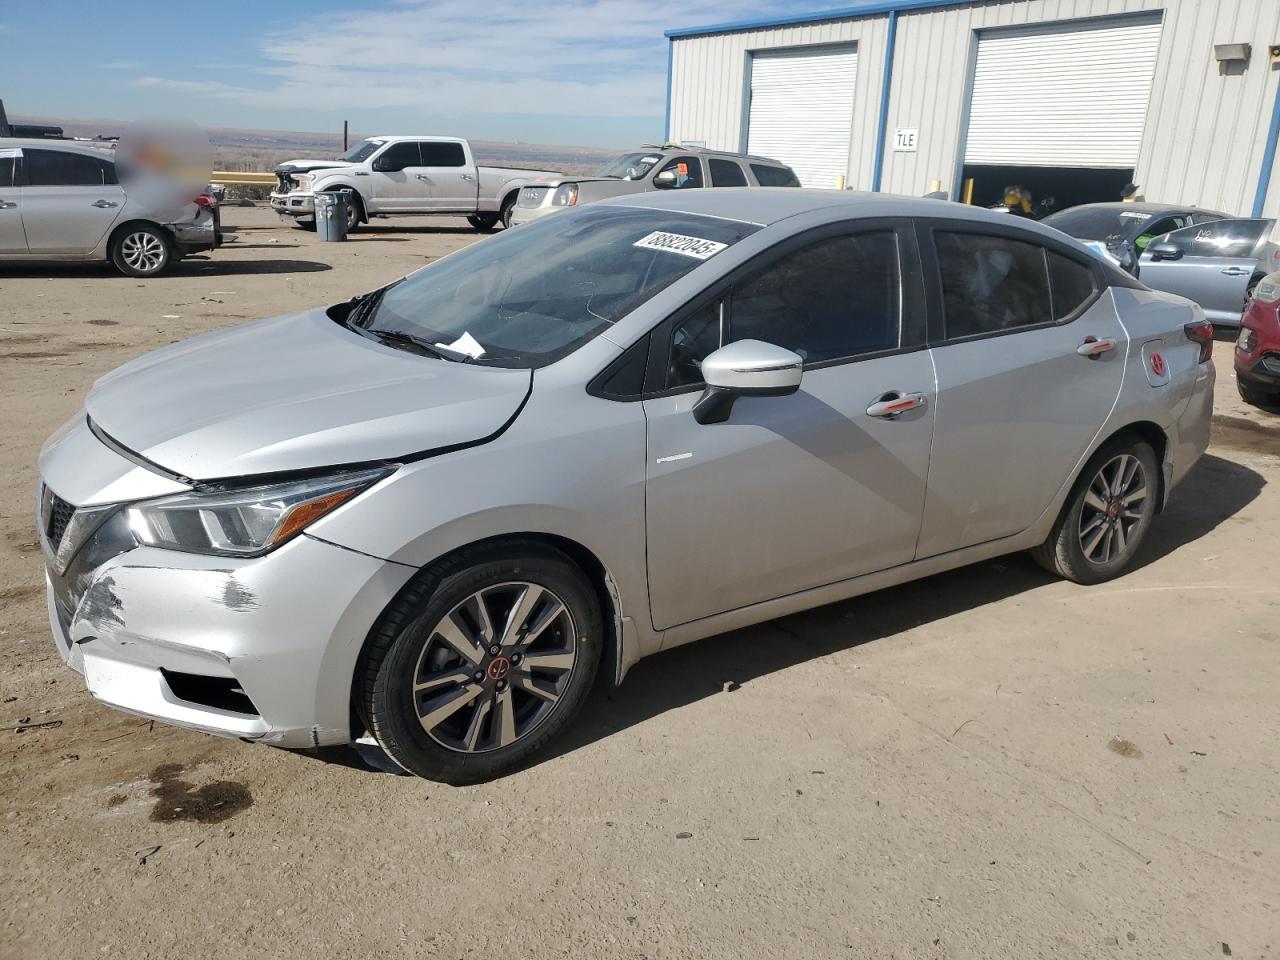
[508, 144, 800, 226]
[0, 139, 220, 277]
[38, 190, 1213, 783]
[270, 136, 559, 232]
[1042, 202, 1228, 275]
[1137, 217, 1280, 326]
[1235, 270, 1280, 408]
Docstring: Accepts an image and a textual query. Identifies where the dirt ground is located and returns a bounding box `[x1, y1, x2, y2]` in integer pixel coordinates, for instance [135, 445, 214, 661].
[1, 207, 1277, 959]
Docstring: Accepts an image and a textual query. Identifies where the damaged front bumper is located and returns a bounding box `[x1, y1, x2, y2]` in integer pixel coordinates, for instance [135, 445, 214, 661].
[39, 417, 415, 749]
[269, 191, 315, 218]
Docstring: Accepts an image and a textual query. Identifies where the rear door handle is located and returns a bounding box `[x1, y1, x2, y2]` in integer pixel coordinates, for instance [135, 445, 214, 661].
[416, 174, 432, 182]
[461, 173, 475, 182]
[0, 200, 16, 209]
[1221, 267, 1250, 277]
[867, 392, 927, 418]
[91, 199, 118, 208]
[1077, 336, 1118, 357]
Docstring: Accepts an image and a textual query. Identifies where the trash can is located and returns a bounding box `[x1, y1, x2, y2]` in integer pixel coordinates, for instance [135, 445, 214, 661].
[315, 190, 350, 242]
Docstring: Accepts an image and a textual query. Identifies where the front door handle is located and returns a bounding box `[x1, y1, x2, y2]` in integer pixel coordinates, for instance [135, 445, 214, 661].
[867, 391, 927, 418]
[1221, 266, 1250, 277]
[91, 199, 119, 208]
[1077, 336, 1118, 357]
[416, 174, 432, 182]
[461, 173, 475, 182]
[0, 199, 16, 209]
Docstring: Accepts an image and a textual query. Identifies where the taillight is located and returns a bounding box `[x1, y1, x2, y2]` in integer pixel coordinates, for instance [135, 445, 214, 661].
[194, 194, 216, 209]
[1184, 319, 1214, 363]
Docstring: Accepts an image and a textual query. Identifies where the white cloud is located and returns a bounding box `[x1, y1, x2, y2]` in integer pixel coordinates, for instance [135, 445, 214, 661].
[103, 60, 142, 70]
[136, 0, 786, 120]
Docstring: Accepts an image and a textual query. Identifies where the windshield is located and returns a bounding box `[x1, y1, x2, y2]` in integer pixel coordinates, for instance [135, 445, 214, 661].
[339, 139, 384, 163]
[1042, 206, 1155, 244]
[596, 152, 664, 180]
[358, 206, 759, 367]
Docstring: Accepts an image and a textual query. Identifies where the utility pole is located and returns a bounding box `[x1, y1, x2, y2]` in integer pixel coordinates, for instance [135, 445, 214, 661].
[343, 120, 348, 152]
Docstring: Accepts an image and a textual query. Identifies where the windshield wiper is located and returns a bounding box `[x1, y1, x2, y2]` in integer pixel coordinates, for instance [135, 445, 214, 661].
[346, 278, 405, 330]
[365, 329, 460, 361]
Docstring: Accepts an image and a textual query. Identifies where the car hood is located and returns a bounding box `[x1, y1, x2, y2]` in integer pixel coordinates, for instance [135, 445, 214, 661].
[86, 308, 531, 481]
[275, 159, 354, 174]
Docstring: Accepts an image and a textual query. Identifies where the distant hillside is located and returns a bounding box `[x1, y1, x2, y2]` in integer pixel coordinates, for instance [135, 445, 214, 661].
[12, 115, 624, 177]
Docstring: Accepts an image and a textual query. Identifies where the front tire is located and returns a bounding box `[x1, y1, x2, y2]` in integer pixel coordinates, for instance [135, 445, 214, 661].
[110, 224, 173, 277]
[360, 541, 603, 784]
[1031, 436, 1158, 584]
[468, 213, 499, 232]
[499, 194, 517, 229]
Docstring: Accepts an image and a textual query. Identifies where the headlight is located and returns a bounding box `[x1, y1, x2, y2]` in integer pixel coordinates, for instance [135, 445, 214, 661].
[551, 183, 578, 206]
[1252, 275, 1280, 304]
[293, 174, 314, 192]
[1238, 327, 1257, 353]
[126, 467, 390, 557]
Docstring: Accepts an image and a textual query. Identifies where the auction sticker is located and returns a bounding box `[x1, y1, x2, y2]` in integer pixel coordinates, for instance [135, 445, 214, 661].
[634, 231, 728, 260]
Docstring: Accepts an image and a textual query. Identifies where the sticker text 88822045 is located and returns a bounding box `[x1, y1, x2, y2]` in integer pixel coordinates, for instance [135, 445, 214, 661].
[633, 231, 728, 260]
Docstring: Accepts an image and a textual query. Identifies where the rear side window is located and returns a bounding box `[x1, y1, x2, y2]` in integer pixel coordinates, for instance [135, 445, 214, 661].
[751, 164, 800, 187]
[1048, 252, 1097, 319]
[420, 141, 466, 167]
[709, 158, 748, 187]
[936, 232, 1051, 338]
[24, 149, 116, 187]
[0, 151, 16, 189]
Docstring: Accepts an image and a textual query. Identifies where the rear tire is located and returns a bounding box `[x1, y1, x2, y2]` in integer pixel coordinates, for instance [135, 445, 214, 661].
[109, 224, 173, 277]
[1031, 435, 1159, 585]
[359, 541, 603, 784]
[1238, 378, 1280, 409]
[468, 213, 499, 232]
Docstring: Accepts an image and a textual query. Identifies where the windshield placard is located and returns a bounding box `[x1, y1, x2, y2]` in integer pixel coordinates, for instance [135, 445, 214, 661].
[633, 231, 728, 260]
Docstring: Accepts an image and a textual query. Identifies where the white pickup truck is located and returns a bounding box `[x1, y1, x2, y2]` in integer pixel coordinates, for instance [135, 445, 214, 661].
[269, 136, 560, 232]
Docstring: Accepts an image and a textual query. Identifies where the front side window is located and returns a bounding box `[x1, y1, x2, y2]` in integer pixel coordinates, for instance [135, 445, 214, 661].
[24, 149, 116, 187]
[360, 206, 758, 368]
[0, 150, 17, 189]
[654, 156, 703, 190]
[420, 141, 466, 167]
[1158, 218, 1275, 258]
[596, 152, 663, 180]
[665, 231, 902, 388]
[709, 158, 748, 187]
[375, 141, 422, 171]
[936, 232, 1052, 338]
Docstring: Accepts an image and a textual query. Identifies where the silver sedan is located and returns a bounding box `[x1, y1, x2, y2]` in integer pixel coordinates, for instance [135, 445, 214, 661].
[37, 190, 1214, 782]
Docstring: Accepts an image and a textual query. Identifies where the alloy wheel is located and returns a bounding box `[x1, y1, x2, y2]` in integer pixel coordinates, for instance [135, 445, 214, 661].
[120, 231, 166, 273]
[411, 582, 577, 753]
[1077, 453, 1148, 565]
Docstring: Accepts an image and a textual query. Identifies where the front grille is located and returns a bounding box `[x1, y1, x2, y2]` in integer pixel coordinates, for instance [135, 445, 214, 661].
[1262, 354, 1280, 376]
[43, 487, 75, 551]
[518, 186, 549, 208]
[275, 171, 293, 193]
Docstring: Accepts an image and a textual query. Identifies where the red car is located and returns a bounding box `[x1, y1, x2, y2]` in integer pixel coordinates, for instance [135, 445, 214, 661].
[1236, 272, 1280, 408]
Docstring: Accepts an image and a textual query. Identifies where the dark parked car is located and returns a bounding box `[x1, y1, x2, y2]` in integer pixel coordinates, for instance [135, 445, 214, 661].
[1043, 202, 1227, 275]
[1236, 271, 1280, 408]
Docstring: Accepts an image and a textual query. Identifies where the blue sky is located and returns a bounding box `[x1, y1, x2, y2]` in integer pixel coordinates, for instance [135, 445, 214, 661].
[0, 0, 794, 147]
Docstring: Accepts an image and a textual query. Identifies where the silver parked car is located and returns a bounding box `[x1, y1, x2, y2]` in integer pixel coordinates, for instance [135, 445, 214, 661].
[1138, 217, 1280, 326]
[0, 138, 219, 276]
[508, 144, 799, 227]
[38, 191, 1214, 782]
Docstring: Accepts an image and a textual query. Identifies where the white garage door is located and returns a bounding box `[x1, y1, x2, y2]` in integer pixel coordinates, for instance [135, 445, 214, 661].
[747, 46, 857, 188]
[964, 19, 1162, 168]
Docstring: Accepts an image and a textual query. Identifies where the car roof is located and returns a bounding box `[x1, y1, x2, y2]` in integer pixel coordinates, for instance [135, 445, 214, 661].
[1046, 201, 1227, 217]
[0, 136, 115, 158]
[601, 188, 1082, 237]
[635, 144, 786, 165]
[366, 135, 466, 144]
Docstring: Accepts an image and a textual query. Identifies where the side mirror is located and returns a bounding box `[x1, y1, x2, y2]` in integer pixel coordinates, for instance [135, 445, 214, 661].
[1147, 241, 1183, 261]
[653, 169, 678, 189]
[693, 339, 803, 425]
[372, 156, 400, 173]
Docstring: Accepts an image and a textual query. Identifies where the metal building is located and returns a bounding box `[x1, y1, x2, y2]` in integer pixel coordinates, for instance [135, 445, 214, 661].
[664, 0, 1280, 217]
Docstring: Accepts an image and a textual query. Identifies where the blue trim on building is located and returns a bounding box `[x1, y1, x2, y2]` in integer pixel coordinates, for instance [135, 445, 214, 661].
[664, 40, 674, 140]
[1253, 77, 1280, 217]
[664, 0, 962, 40]
[870, 10, 898, 191]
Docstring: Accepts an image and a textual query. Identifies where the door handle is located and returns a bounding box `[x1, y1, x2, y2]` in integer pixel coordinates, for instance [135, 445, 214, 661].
[0, 200, 16, 209]
[1077, 336, 1117, 357]
[867, 391, 926, 418]
[91, 199, 119, 208]
[461, 173, 475, 182]
[1220, 267, 1250, 277]
[415, 174, 432, 182]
